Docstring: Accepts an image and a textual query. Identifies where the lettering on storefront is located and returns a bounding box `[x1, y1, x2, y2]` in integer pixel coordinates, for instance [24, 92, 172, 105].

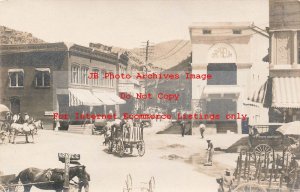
[211, 47, 233, 59]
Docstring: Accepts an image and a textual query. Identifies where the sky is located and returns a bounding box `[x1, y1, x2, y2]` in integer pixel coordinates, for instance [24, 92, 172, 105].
[0, 0, 269, 48]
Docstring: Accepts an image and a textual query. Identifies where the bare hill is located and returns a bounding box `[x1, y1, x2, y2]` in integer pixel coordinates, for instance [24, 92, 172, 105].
[0, 26, 45, 45]
[131, 40, 191, 69]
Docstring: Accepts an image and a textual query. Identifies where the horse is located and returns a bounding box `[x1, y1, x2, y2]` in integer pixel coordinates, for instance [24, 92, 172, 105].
[10, 165, 90, 192]
[9, 122, 36, 144]
[32, 120, 44, 134]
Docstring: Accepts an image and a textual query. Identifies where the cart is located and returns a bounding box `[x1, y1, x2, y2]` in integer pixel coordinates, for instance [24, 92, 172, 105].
[108, 121, 145, 157]
[219, 147, 300, 192]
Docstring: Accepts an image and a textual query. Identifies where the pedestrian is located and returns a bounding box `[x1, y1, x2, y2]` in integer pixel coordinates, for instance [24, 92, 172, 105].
[205, 139, 214, 166]
[180, 120, 185, 137]
[217, 169, 234, 192]
[199, 123, 206, 139]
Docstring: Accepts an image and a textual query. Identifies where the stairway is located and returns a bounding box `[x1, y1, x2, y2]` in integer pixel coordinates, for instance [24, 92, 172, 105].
[68, 124, 92, 135]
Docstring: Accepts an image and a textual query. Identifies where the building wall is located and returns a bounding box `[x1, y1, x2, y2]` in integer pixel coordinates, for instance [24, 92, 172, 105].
[0, 51, 67, 123]
[190, 23, 269, 132]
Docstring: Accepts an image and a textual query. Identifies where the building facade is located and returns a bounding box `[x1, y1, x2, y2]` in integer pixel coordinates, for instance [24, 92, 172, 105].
[0, 42, 126, 124]
[267, 0, 300, 122]
[189, 22, 269, 133]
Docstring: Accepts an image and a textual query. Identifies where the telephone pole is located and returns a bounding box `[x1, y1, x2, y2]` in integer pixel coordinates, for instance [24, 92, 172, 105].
[141, 40, 153, 110]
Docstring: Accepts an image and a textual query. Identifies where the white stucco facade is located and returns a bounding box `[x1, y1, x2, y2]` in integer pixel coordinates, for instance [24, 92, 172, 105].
[189, 22, 269, 133]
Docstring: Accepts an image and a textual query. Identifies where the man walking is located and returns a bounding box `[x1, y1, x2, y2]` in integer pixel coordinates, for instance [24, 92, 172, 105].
[199, 123, 206, 139]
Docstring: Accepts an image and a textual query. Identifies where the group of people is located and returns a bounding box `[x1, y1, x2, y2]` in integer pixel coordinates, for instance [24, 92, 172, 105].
[5, 112, 32, 124]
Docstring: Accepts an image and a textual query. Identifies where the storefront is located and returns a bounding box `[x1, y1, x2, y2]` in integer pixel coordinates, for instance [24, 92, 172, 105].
[189, 22, 269, 133]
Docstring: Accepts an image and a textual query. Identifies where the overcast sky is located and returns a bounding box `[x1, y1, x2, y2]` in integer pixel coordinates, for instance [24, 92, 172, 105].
[0, 0, 268, 48]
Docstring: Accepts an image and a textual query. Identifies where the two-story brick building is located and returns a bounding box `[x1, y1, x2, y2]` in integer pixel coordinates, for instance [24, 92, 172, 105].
[0, 42, 126, 124]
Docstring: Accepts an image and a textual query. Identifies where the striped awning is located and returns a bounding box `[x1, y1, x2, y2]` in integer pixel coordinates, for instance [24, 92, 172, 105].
[272, 77, 300, 108]
[110, 94, 126, 104]
[93, 92, 116, 105]
[69, 88, 103, 106]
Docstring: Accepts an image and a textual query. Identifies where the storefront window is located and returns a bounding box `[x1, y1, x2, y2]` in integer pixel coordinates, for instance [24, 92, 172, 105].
[207, 63, 237, 85]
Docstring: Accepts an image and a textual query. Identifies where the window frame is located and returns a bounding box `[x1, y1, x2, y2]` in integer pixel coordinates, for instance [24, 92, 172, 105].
[35, 71, 51, 88]
[71, 64, 80, 84]
[8, 70, 24, 88]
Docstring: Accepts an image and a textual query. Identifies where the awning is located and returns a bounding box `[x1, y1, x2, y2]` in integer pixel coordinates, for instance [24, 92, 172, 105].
[93, 92, 116, 105]
[110, 94, 126, 104]
[249, 80, 268, 103]
[272, 77, 300, 108]
[8, 69, 24, 73]
[202, 85, 241, 97]
[69, 88, 103, 106]
[35, 68, 50, 73]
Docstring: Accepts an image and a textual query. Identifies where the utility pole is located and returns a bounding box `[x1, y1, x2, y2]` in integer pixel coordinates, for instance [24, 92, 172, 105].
[141, 40, 153, 111]
[144, 40, 149, 110]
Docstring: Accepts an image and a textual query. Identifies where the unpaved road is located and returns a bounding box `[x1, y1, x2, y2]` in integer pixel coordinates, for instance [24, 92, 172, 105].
[0, 121, 242, 192]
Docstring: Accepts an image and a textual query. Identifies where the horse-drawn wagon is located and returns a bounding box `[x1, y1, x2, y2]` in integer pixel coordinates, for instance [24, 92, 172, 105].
[217, 144, 300, 192]
[107, 120, 146, 157]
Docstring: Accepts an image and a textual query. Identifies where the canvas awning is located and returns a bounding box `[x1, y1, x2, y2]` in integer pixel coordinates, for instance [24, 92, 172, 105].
[35, 68, 51, 73]
[272, 77, 300, 108]
[202, 85, 241, 97]
[93, 91, 116, 105]
[8, 69, 24, 73]
[109, 94, 126, 104]
[69, 88, 103, 106]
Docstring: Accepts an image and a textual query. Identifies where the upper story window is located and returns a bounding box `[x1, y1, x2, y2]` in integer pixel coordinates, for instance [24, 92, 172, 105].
[108, 70, 114, 88]
[81, 66, 89, 85]
[207, 63, 237, 85]
[35, 68, 50, 87]
[233, 29, 242, 34]
[203, 29, 211, 34]
[8, 69, 24, 87]
[71, 65, 80, 84]
[92, 68, 99, 86]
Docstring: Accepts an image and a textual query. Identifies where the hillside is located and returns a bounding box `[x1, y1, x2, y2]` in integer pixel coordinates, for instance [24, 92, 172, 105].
[0, 26, 45, 45]
[130, 40, 191, 70]
[0, 26, 191, 70]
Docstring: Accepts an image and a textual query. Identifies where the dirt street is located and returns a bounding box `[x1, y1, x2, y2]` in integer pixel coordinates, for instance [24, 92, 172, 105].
[0, 121, 242, 192]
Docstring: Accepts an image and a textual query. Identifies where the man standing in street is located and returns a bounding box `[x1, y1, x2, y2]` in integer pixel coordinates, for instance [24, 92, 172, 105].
[200, 123, 206, 139]
[205, 139, 214, 166]
[180, 120, 186, 137]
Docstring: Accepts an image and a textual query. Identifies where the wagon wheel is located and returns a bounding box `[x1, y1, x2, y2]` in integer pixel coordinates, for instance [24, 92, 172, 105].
[149, 176, 155, 192]
[254, 144, 272, 160]
[137, 140, 145, 157]
[0, 185, 6, 192]
[233, 182, 267, 192]
[124, 174, 132, 192]
[117, 139, 125, 157]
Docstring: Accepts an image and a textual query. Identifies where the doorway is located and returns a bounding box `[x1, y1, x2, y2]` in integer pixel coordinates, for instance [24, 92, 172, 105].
[10, 97, 20, 114]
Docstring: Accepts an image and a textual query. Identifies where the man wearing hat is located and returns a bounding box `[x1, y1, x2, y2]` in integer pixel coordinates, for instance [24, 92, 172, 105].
[206, 139, 214, 166]
[24, 112, 30, 123]
[223, 169, 234, 192]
